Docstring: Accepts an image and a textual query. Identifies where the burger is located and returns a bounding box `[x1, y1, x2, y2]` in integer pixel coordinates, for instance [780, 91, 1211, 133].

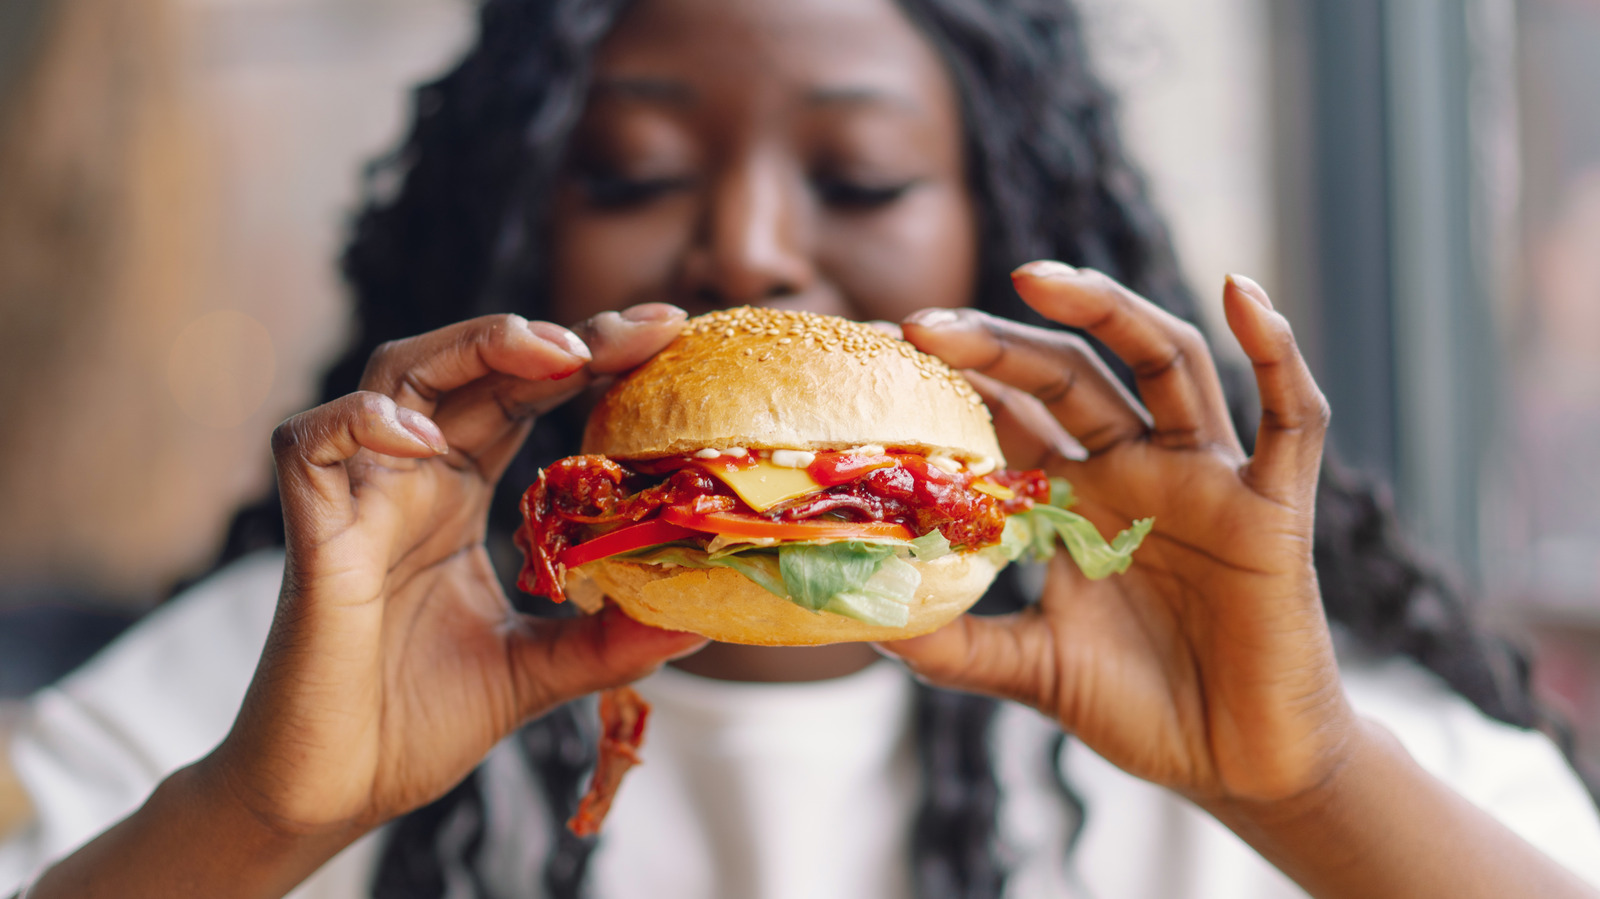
[521, 307, 1152, 836]
[514, 306, 1152, 646]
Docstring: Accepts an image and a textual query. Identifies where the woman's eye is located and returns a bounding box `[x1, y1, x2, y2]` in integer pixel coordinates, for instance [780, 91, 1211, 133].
[580, 172, 694, 209]
[812, 176, 918, 210]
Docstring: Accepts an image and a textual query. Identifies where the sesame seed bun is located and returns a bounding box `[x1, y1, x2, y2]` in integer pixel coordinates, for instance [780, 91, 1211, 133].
[581, 307, 1005, 465]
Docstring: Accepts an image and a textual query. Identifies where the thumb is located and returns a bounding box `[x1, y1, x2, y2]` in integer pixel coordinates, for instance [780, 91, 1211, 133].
[507, 606, 708, 716]
[876, 610, 1058, 712]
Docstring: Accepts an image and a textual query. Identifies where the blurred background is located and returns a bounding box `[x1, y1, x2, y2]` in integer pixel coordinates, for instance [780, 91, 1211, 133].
[0, 0, 1597, 779]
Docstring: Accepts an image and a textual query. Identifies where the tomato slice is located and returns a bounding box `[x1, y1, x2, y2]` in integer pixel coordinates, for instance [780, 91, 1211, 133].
[557, 518, 705, 569]
[660, 507, 913, 542]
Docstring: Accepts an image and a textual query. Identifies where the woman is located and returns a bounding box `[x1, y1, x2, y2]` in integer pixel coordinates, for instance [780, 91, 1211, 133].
[6, 0, 1600, 896]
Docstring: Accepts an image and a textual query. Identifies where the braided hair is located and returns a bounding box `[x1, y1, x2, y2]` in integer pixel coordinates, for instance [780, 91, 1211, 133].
[206, 0, 1573, 896]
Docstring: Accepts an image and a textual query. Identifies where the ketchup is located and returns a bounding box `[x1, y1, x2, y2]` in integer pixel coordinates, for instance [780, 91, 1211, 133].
[806, 451, 897, 487]
[773, 452, 1037, 549]
[517, 456, 738, 600]
[986, 467, 1051, 514]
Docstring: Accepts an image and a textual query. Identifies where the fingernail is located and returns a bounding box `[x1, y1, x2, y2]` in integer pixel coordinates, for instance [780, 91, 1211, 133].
[527, 322, 592, 360]
[1013, 260, 1077, 281]
[395, 406, 448, 454]
[1051, 431, 1091, 463]
[905, 307, 966, 329]
[868, 641, 903, 658]
[1227, 273, 1274, 310]
[621, 303, 686, 324]
[665, 637, 711, 661]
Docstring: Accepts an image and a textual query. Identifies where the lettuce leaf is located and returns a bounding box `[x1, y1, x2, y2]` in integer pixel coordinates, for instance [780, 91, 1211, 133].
[778, 541, 896, 611]
[822, 555, 921, 627]
[622, 544, 789, 598]
[620, 539, 918, 626]
[996, 477, 1153, 579]
[1047, 476, 1076, 510]
[1021, 505, 1153, 578]
[907, 529, 953, 561]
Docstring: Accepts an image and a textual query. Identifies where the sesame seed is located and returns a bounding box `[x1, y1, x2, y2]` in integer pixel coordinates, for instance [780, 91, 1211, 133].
[673, 306, 989, 412]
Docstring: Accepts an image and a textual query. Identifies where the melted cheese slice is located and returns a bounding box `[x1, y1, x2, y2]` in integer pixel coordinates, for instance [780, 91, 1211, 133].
[702, 460, 825, 512]
[971, 479, 1015, 501]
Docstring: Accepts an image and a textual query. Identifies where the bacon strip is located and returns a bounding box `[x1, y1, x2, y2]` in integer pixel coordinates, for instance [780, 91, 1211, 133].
[516, 458, 734, 601]
[567, 686, 651, 837]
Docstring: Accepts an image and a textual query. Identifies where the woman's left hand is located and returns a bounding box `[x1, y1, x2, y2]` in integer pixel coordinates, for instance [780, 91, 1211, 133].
[884, 263, 1600, 899]
[881, 262, 1349, 807]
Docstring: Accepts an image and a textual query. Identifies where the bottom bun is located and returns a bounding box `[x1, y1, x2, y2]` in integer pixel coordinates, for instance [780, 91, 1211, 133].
[569, 552, 1002, 646]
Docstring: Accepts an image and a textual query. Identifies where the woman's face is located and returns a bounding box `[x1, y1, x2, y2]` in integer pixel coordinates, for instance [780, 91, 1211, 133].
[547, 0, 977, 324]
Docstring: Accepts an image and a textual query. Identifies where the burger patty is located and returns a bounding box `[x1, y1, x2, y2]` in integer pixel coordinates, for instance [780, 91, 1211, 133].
[516, 452, 1048, 601]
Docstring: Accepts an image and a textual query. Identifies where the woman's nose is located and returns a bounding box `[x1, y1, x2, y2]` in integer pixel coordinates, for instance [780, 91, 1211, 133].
[688, 155, 815, 306]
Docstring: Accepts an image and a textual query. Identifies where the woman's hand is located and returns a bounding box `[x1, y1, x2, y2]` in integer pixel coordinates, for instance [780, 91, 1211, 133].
[881, 263, 1600, 899]
[215, 305, 707, 837]
[883, 263, 1347, 806]
[30, 306, 711, 899]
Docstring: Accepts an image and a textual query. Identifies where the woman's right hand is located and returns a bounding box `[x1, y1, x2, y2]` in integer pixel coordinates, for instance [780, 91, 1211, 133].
[30, 306, 709, 899]
[213, 305, 706, 838]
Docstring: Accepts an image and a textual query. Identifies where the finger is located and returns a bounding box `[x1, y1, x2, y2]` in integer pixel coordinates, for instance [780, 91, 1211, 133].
[1223, 275, 1330, 503]
[508, 606, 708, 714]
[361, 313, 594, 413]
[431, 304, 691, 480]
[875, 610, 1057, 711]
[864, 320, 905, 340]
[443, 303, 692, 428]
[903, 306, 1149, 454]
[271, 391, 447, 530]
[963, 370, 1088, 467]
[570, 303, 690, 374]
[356, 314, 589, 482]
[1011, 261, 1238, 451]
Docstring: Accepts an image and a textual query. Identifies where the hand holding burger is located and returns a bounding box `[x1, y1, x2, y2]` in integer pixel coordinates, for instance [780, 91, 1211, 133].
[191, 309, 707, 868]
[884, 264, 1348, 815]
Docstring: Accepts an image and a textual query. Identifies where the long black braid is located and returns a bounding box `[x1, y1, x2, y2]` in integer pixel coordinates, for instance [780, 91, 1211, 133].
[203, 1, 1579, 897]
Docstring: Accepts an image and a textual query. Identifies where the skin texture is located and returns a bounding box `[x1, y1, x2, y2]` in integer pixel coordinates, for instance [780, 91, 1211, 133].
[22, 0, 1600, 896]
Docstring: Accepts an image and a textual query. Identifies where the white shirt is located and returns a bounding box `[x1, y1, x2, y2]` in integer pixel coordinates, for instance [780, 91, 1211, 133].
[3, 552, 1599, 898]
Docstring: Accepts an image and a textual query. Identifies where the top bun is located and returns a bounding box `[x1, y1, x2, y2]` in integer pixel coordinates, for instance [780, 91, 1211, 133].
[582, 307, 1004, 464]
